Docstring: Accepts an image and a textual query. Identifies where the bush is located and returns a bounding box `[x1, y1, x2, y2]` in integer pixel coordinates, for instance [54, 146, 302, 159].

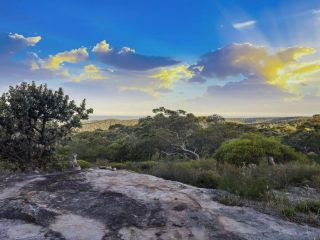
[109, 162, 128, 169]
[218, 195, 243, 206]
[148, 159, 219, 187]
[77, 160, 91, 169]
[148, 160, 268, 199]
[214, 133, 304, 166]
[196, 170, 220, 189]
[280, 207, 297, 219]
[110, 161, 157, 172]
[149, 162, 199, 185]
[265, 162, 320, 189]
[295, 200, 320, 214]
[218, 166, 269, 199]
[146, 159, 320, 200]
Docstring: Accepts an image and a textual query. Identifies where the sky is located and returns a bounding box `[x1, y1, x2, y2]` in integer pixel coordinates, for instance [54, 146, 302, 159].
[0, 0, 320, 117]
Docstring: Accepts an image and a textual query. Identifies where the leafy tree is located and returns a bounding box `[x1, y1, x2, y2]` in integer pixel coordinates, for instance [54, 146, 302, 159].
[189, 122, 254, 157]
[0, 82, 93, 170]
[206, 114, 225, 124]
[136, 107, 201, 160]
[214, 133, 304, 166]
[63, 130, 110, 162]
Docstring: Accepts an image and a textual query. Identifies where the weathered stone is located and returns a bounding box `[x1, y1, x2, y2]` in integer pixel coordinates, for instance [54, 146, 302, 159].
[0, 169, 319, 240]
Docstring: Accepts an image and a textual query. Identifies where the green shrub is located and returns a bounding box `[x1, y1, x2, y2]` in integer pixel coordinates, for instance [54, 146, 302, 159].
[196, 170, 220, 189]
[214, 133, 305, 166]
[148, 160, 219, 188]
[218, 166, 269, 199]
[149, 162, 199, 185]
[295, 200, 320, 214]
[147, 159, 320, 200]
[110, 161, 157, 172]
[135, 161, 157, 171]
[280, 207, 297, 219]
[110, 162, 129, 169]
[266, 162, 320, 189]
[77, 160, 91, 169]
[218, 195, 243, 206]
[104, 157, 320, 204]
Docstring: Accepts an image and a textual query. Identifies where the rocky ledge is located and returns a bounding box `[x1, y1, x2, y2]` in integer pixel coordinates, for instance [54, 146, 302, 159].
[0, 169, 319, 240]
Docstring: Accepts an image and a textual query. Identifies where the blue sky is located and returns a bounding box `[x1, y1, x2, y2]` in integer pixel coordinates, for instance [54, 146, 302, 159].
[0, 0, 320, 116]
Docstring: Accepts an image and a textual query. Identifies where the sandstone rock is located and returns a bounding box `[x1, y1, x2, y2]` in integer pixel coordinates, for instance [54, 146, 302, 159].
[0, 169, 319, 240]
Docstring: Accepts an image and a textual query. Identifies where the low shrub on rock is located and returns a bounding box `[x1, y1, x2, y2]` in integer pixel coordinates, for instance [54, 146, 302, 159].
[77, 160, 91, 169]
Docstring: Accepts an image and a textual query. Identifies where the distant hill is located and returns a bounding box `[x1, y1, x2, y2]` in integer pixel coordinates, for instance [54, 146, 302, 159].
[226, 116, 310, 124]
[78, 116, 310, 132]
[78, 119, 139, 132]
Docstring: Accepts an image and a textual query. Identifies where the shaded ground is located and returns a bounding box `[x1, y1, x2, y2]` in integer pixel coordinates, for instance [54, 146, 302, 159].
[0, 169, 319, 240]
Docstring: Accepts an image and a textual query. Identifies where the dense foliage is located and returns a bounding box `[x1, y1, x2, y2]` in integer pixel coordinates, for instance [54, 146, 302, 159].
[62, 108, 252, 162]
[60, 109, 320, 166]
[0, 82, 93, 170]
[283, 115, 320, 162]
[214, 133, 305, 166]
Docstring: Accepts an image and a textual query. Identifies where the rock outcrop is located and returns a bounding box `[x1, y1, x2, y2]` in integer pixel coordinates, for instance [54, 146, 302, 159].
[0, 169, 319, 240]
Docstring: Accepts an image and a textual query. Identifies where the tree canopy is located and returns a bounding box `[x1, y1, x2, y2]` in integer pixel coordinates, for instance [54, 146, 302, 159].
[0, 82, 93, 170]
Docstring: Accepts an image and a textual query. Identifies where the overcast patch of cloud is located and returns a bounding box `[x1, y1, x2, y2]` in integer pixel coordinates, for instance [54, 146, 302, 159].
[92, 40, 180, 71]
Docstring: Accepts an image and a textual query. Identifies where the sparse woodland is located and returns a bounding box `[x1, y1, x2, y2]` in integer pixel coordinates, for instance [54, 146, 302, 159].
[1, 82, 320, 226]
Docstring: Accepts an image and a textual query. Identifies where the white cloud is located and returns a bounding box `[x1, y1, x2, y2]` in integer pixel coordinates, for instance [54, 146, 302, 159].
[8, 33, 41, 46]
[232, 20, 256, 30]
[312, 9, 320, 15]
[119, 46, 135, 54]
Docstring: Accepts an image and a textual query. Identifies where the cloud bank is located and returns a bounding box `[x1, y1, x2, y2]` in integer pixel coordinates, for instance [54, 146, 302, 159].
[92, 40, 180, 71]
[0, 32, 319, 116]
[189, 43, 320, 96]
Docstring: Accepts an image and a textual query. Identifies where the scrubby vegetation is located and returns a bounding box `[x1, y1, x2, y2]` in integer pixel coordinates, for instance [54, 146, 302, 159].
[0, 83, 319, 226]
[57, 110, 320, 225]
[112, 159, 320, 199]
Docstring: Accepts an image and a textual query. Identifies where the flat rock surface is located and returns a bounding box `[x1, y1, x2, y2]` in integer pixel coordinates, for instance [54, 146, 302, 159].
[0, 169, 319, 240]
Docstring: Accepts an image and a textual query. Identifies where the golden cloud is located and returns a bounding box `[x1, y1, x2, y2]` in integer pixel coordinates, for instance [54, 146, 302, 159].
[72, 64, 106, 82]
[193, 43, 320, 96]
[43, 47, 89, 70]
[120, 65, 193, 97]
[150, 65, 194, 89]
[263, 48, 320, 95]
[92, 40, 112, 53]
